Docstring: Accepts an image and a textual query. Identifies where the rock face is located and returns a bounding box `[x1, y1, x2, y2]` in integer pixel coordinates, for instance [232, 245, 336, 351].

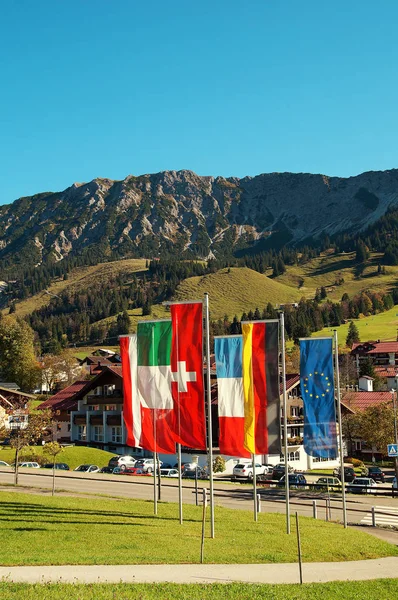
[1, 168, 398, 265]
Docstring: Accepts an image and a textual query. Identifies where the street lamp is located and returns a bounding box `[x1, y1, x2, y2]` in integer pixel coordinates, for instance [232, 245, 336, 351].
[9, 416, 23, 486]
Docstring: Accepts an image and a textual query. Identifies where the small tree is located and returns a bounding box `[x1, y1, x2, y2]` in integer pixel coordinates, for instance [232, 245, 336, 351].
[8, 408, 52, 485]
[43, 441, 64, 496]
[213, 456, 226, 473]
[346, 321, 360, 348]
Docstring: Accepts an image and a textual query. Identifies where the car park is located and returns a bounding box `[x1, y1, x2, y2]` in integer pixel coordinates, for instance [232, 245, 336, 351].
[43, 463, 70, 470]
[233, 463, 269, 480]
[347, 477, 377, 494]
[278, 473, 307, 489]
[74, 464, 100, 473]
[366, 466, 385, 483]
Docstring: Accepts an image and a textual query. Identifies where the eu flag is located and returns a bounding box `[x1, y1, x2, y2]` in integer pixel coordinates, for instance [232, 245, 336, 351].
[299, 338, 338, 459]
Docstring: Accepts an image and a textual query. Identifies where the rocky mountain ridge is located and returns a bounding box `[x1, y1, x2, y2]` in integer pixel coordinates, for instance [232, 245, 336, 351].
[1, 168, 398, 268]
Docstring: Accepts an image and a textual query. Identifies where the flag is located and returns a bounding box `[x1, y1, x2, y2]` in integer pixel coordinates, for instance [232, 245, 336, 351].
[214, 335, 250, 457]
[242, 320, 280, 455]
[299, 337, 338, 459]
[120, 321, 176, 454]
[170, 301, 207, 450]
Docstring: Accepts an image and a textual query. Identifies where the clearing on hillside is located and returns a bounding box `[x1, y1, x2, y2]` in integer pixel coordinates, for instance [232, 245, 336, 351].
[174, 267, 301, 320]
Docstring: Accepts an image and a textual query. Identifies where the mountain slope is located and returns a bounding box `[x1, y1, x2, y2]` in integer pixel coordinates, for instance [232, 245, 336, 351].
[2, 168, 398, 272]
[174, 267, 301, 318]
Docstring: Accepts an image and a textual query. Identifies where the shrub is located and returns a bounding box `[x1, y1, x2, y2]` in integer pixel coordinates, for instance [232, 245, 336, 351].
[213, 456, 226, 473]
[19, 449, 44, 465]
[345, 457, 365, 469]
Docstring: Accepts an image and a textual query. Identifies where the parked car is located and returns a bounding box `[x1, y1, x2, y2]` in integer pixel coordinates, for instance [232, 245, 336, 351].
[0, 461, 10, 467]
[272, 464, 294, 480]
[366, 466, 385, 483]
[18, 462, 40, 469]
[334, 467, 356, 482]
[347, 477, 377, 494]
[100, 466, 114, 474]
[159, 468, 179, 478]
[313, 476, 341, 490]
[108, 455, 137, 470]
[43, 463, 70, 470]
[182, 467, 207, 480]
[134, 459, 162, 473]
[122, 466, 150, 476]
[233, 463, 269, 480]
[278, 474, 307, 489]
[74, 464, 100, 473]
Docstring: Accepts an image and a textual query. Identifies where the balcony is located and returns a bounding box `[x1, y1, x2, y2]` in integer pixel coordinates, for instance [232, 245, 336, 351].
[86, 391, 123, 405]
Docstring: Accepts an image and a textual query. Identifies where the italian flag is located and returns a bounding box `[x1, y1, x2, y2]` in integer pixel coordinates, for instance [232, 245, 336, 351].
[120, 320, 176, 454]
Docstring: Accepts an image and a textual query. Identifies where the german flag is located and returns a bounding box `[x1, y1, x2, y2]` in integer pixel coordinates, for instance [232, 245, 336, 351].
[242, 320, 280, 455]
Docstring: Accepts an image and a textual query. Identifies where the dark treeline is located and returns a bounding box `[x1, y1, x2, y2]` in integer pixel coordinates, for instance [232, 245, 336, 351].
[210, 288, 396, 344]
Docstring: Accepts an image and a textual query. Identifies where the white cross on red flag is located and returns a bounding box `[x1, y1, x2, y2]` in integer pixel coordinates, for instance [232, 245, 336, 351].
[170, 301, 207, 450]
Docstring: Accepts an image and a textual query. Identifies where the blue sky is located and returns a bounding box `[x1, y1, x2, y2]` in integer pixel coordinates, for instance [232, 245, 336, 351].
[1, 1, 398, 205]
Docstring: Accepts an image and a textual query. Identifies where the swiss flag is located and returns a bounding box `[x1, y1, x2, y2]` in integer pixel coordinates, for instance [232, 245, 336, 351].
[170, 302, 207, 450]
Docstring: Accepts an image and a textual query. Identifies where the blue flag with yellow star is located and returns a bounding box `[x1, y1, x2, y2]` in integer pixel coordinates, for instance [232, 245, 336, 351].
[299, 338, 338, 459]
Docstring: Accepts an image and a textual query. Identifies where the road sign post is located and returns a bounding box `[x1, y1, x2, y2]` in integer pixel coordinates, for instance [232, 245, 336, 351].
[388, 444, 398, 457]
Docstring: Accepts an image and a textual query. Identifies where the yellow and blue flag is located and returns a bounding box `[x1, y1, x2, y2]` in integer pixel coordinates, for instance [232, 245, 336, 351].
[299, 338, 338, 459]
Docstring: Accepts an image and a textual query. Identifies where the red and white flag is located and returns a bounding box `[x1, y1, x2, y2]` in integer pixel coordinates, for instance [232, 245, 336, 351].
[170, 301, 207, 450]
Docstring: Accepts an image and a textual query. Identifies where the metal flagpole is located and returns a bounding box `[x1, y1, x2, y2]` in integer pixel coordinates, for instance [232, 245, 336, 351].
[280, 312, 291, 534]
[333, 330, 347, 528]
[252, 454, 258, 522]
[175, 310, 183, 525]
[151, 324, 158, 515]
[204, 293, 215, 538]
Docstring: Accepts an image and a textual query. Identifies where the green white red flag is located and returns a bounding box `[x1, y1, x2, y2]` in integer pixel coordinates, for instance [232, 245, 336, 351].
[120, 320, 175, 454]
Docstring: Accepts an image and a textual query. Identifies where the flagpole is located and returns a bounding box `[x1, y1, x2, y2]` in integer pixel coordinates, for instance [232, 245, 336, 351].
[151, 324, 158, 516]
[204, 293, 215, 539]
[174, 309, 183, 526]
[252, 454, 258, 522]
[280, 312, 291, 534]
[333, 330, 347, 528]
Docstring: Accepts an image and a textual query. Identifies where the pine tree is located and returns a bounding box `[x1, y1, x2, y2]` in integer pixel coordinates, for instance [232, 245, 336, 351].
[346, 321, 360, 347]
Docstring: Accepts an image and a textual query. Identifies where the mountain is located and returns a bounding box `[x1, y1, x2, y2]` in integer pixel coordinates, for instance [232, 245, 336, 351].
[2, 168, 398, 270]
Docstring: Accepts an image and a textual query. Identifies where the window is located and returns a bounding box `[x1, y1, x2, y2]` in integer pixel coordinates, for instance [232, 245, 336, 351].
[111, 427, 122, 443]
[290, 427, 300, 438]
[77, 425, 86, 441]
[291, 406, 300, 417]
[93, 426, 104, 442]
[288, 451, 300, 461]
[94, 386, 102, 396]
[105, 405, 118, 411]
[104, 384, 115, 396]
[67, 424, 71, 432]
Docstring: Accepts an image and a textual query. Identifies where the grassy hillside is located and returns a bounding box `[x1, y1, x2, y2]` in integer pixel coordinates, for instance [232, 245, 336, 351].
[276, 251, 398, 302]
[174, 267, 301, 320]
[3, 258, 147, 318]
[314, 305, 398, 347]
[0, 446, 115, 470]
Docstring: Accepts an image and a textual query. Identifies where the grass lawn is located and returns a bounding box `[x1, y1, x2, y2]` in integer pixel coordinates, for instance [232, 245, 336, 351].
[0, 446, 115, 470]
[0, 491, 397, 566]
[0, 580, 398, 600]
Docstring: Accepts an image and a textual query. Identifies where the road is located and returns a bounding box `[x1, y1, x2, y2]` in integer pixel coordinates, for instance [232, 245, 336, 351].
[0, 468, 397, 525]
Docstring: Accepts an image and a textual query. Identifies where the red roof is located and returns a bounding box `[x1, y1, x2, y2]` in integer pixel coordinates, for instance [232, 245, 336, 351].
[341, 391, 393, 412]
[351, 341, 398, 354]
[37, 380, 90, 412]
[280, 373, 300, 395]
[106, 365, 123, 377]
[374, 366, 398, 378]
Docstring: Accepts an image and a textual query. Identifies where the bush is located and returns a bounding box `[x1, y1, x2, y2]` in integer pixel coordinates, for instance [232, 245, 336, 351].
[345, 457, 365, 469]
[19, 449, 44, 465]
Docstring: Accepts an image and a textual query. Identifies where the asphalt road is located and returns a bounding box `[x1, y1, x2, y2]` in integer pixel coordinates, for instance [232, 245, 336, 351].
[0, 468, 397, 525]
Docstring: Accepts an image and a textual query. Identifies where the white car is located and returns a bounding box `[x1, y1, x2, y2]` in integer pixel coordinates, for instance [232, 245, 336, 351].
[159, 468, 179, 478]
[74, 464, 100, 473]
[134, 459, 163, 473]
[233, 463, 269, 480]
[0, 461, 10, 467]
[19, 462, 40, 469]
[108, 455, 137, 470]
[347, 477, 377, 494]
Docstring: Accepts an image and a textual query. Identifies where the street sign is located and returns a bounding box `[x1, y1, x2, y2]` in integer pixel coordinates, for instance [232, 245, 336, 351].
[388, 444, 398, 457]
